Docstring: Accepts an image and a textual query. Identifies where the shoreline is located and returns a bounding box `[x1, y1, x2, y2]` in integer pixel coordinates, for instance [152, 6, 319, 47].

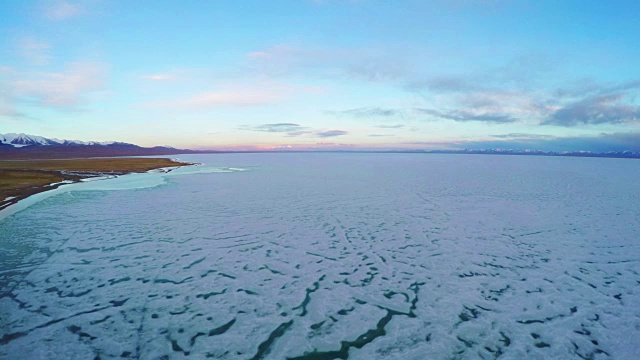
[0, 158, 194, 213]
[0, 170, 89, 211]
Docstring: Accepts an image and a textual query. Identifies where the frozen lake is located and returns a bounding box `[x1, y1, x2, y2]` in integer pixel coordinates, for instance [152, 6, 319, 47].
[1, 153, 639, 359]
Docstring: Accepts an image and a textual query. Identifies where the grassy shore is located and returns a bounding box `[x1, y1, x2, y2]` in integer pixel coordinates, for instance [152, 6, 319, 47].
[0, 157, 191, 211]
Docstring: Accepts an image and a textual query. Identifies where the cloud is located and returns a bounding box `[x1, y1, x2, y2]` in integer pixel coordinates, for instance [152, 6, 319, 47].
[0, 96, 29, 120]
[141, 74, 176, 81]
[405, 76, 481, 93]
[411, 79, 640, 127]
[268, 142, 357, 151]
[243, 123, 347, 138]
[310, 0, 363, 4]
[240, 123, 347, 138]
[369, 134, 394, 137]
[416, 108, 517, 123]
[406, 54, 554, 94]
[247, 45, 337, 77]
[144, 80, 323, 111]
[346, 58, 408, 82]
[183, 91, 279, 107]
[285, 130, 314, 137]
[249, 123, 306, 133]
[16, 37, 51, 66]
[0, 68, 21, 119]
[403, 55, 640, 129]
[139, 69, 195, 82]
[241, 123, 313, 137]
[328, 107, 400, 118]
[554, 79, 640, 98]
[247, 44, 410, 83]
[248, 48, 617, 128]
[492, 53, 555, 85]
[411, 87, 551, 125]
[377, 124, 404, 129]
[455, 132, 640, 152]
[9, 62, 106, 110]
[543, 92, 640, 127]
[0, 93, 34, 120]
[146, 86, 290, 110]
[400, 55, 569, 126]
[44, 0, 82, 20]
[491, 133, 555, 140]
[316, 130, 348, 137]
[244, 48, 635, 130]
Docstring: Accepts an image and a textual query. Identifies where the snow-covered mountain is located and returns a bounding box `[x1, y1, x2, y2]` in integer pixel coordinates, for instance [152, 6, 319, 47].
[0, 133, 129, 148]
[0, 133, 197, 160]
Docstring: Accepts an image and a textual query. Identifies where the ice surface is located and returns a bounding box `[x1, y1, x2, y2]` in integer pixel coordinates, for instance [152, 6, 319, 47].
[0, 153, 639, 359]
[0, 165, 245, 221]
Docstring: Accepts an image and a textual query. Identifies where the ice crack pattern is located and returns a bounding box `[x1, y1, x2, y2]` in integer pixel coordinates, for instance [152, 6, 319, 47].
[1, 153, 639, 359]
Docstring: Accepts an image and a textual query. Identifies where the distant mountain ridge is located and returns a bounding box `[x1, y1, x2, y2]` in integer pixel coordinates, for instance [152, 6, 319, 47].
[1, 133, 638, 160]
[0, 133, 201, 160]
[424, 148, 640, 159]
[0, 133, 128, 148]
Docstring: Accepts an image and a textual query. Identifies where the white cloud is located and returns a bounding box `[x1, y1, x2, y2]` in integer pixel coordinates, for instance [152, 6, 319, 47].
[144, 82, 319, 110]
[16, 37, 51, 66]
[9, 62, 107, 109]
[413, 89, 553, 125]
[241, 123, 348, 138]
[141, 74, 177, 82]
[145, 89, 284, 109]
[0, 95, 21, 118]
[139, 69, 198, 82]
[247, 44, 411, 82]
[44, 0, 82, 20]
[316, 130, 348, 137]
[182, 90, 282, 107]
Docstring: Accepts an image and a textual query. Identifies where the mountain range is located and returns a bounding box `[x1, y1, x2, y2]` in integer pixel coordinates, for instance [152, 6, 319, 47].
[0, 133, 199, 160]
[0, 133, 131, 148]
[1, 133, 638, 160]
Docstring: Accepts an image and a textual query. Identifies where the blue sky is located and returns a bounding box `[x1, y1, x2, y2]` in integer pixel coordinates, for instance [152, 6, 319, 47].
[1, 0, 639, 151]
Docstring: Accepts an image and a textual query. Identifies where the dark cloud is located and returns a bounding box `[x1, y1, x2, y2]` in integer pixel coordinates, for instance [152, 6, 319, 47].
[328, 107, 399, 118]
[416, 108, 517, 123]
[543, 93, 640, 126]
[316, 130, 348, 138]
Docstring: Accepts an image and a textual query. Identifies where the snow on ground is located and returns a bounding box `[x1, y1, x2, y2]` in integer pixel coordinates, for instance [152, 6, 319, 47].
[0, 153, 639, 359]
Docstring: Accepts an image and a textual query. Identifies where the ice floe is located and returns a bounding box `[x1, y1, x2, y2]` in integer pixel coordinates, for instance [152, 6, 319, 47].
[1, 153, 638, 359]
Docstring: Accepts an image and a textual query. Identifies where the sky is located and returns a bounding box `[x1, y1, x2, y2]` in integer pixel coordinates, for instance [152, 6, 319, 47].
[1, 0, 639, 151]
